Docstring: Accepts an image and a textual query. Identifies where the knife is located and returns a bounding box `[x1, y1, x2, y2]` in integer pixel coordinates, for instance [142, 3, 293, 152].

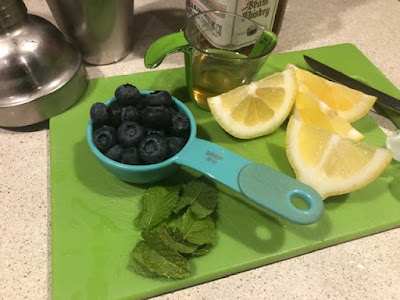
[303, 55, 400, 114]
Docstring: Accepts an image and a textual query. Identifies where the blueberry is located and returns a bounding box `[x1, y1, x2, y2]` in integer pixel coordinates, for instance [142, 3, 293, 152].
[138, 135, 168, 164]
[146, 128, 166, 137]
[93, 125, 117, 152]
[147, 90, 173, 107]
[168, 105, 179, 115]
[121, 106, 140, 122]
[166, 136, 186, 158]
[115, 84, 140, 105]
[90, 102, 109, 125]
[121, 147, 141, 165]
[168, 112, 190, 137]
[141, 106, 172, 129]
[134, 95, 149, 110]
[117, 121, 146, 147]
[107, 101, 124, 126]
[105, 144, 124, 162]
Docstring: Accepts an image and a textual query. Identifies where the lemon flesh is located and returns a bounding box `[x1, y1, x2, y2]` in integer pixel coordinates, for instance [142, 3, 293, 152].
[293, 82, 364, 141]
[208, 68, 297, 139]
[290, 65, 377, 122]
[286, 115, 393, 199]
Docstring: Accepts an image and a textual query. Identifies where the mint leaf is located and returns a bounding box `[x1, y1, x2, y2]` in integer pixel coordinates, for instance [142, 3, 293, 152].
[174, 176, 218, 218]
[130, 179, 219, 279]
[129, 253, 159, 278]
[134, 236, 190, 279]
[134, 185, 180, 230]
[158, 226, 198, 254]
[180, 209, 215, 245]
[190, 243, 213, 257]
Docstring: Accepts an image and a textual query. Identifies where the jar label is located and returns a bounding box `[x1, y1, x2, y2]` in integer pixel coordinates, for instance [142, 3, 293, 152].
[186, 0, 280, 31]
[186, 0, 280, 47]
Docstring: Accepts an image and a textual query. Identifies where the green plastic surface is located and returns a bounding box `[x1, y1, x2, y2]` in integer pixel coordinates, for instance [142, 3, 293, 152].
[50, 44, 400, 300]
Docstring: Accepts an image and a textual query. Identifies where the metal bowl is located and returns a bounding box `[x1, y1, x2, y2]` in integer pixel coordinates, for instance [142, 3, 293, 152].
[0, 1, 87, 127]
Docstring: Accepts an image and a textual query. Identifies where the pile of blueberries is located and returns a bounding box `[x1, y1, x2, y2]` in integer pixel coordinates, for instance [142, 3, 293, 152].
[90, 84, 191, 165]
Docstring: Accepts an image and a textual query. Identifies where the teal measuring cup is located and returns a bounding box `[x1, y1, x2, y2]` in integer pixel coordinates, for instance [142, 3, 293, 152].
[144, 10, 278, 110]
[87, 92, 324, 225]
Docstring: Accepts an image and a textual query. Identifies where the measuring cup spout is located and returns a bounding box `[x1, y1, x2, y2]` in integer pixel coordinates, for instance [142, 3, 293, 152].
[144, 31, 190, 69]
[175, 138, 324, 225]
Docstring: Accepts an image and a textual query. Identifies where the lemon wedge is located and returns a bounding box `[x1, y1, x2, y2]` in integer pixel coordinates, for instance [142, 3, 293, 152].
[286, 115, 393, 199]
[293, 82, 364, 141]
[290, 65, 376, 122]
[207, 68, 297, 139]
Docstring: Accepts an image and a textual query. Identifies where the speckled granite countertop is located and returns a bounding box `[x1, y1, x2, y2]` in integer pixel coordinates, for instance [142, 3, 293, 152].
[1, 0, 399, 299]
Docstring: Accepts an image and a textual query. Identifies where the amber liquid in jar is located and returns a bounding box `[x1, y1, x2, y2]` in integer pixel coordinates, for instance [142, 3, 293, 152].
[191, 49, 264, 108]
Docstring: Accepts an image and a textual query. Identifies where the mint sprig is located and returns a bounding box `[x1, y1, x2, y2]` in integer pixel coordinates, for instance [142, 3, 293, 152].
[180, 209, 215, 245]
[156, 225, 198, 254]
[130, 176, 218, 279]
[134, 185, 180, 230]
[132, 240, 190, 279]
[174, 176, 218, 218]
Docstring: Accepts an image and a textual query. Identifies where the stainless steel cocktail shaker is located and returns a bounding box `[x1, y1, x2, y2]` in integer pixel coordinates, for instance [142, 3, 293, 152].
[46, 0, 134, 65]
[0, 0, 87, 127]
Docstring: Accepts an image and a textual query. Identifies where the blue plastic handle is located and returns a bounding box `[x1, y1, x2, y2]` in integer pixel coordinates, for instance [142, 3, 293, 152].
[175, 138, 324, 225]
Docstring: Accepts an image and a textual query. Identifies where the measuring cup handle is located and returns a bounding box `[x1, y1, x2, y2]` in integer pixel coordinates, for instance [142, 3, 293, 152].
[144, 31, 190, 69]
[238, 164, 324, 225]
[176, 138, 324, 225]
[176, 138, 251, 191]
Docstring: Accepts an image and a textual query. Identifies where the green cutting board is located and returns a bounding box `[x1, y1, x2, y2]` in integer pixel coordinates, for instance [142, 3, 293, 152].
[50, 44, 400, 300]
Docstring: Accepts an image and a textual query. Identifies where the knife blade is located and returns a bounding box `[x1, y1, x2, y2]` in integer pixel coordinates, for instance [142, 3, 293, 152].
[303, 55, 400, 114]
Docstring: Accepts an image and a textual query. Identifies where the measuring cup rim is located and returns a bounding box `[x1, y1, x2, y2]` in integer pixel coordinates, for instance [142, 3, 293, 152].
[86, 91, 197, 173]
[183, 10, 273, 60]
